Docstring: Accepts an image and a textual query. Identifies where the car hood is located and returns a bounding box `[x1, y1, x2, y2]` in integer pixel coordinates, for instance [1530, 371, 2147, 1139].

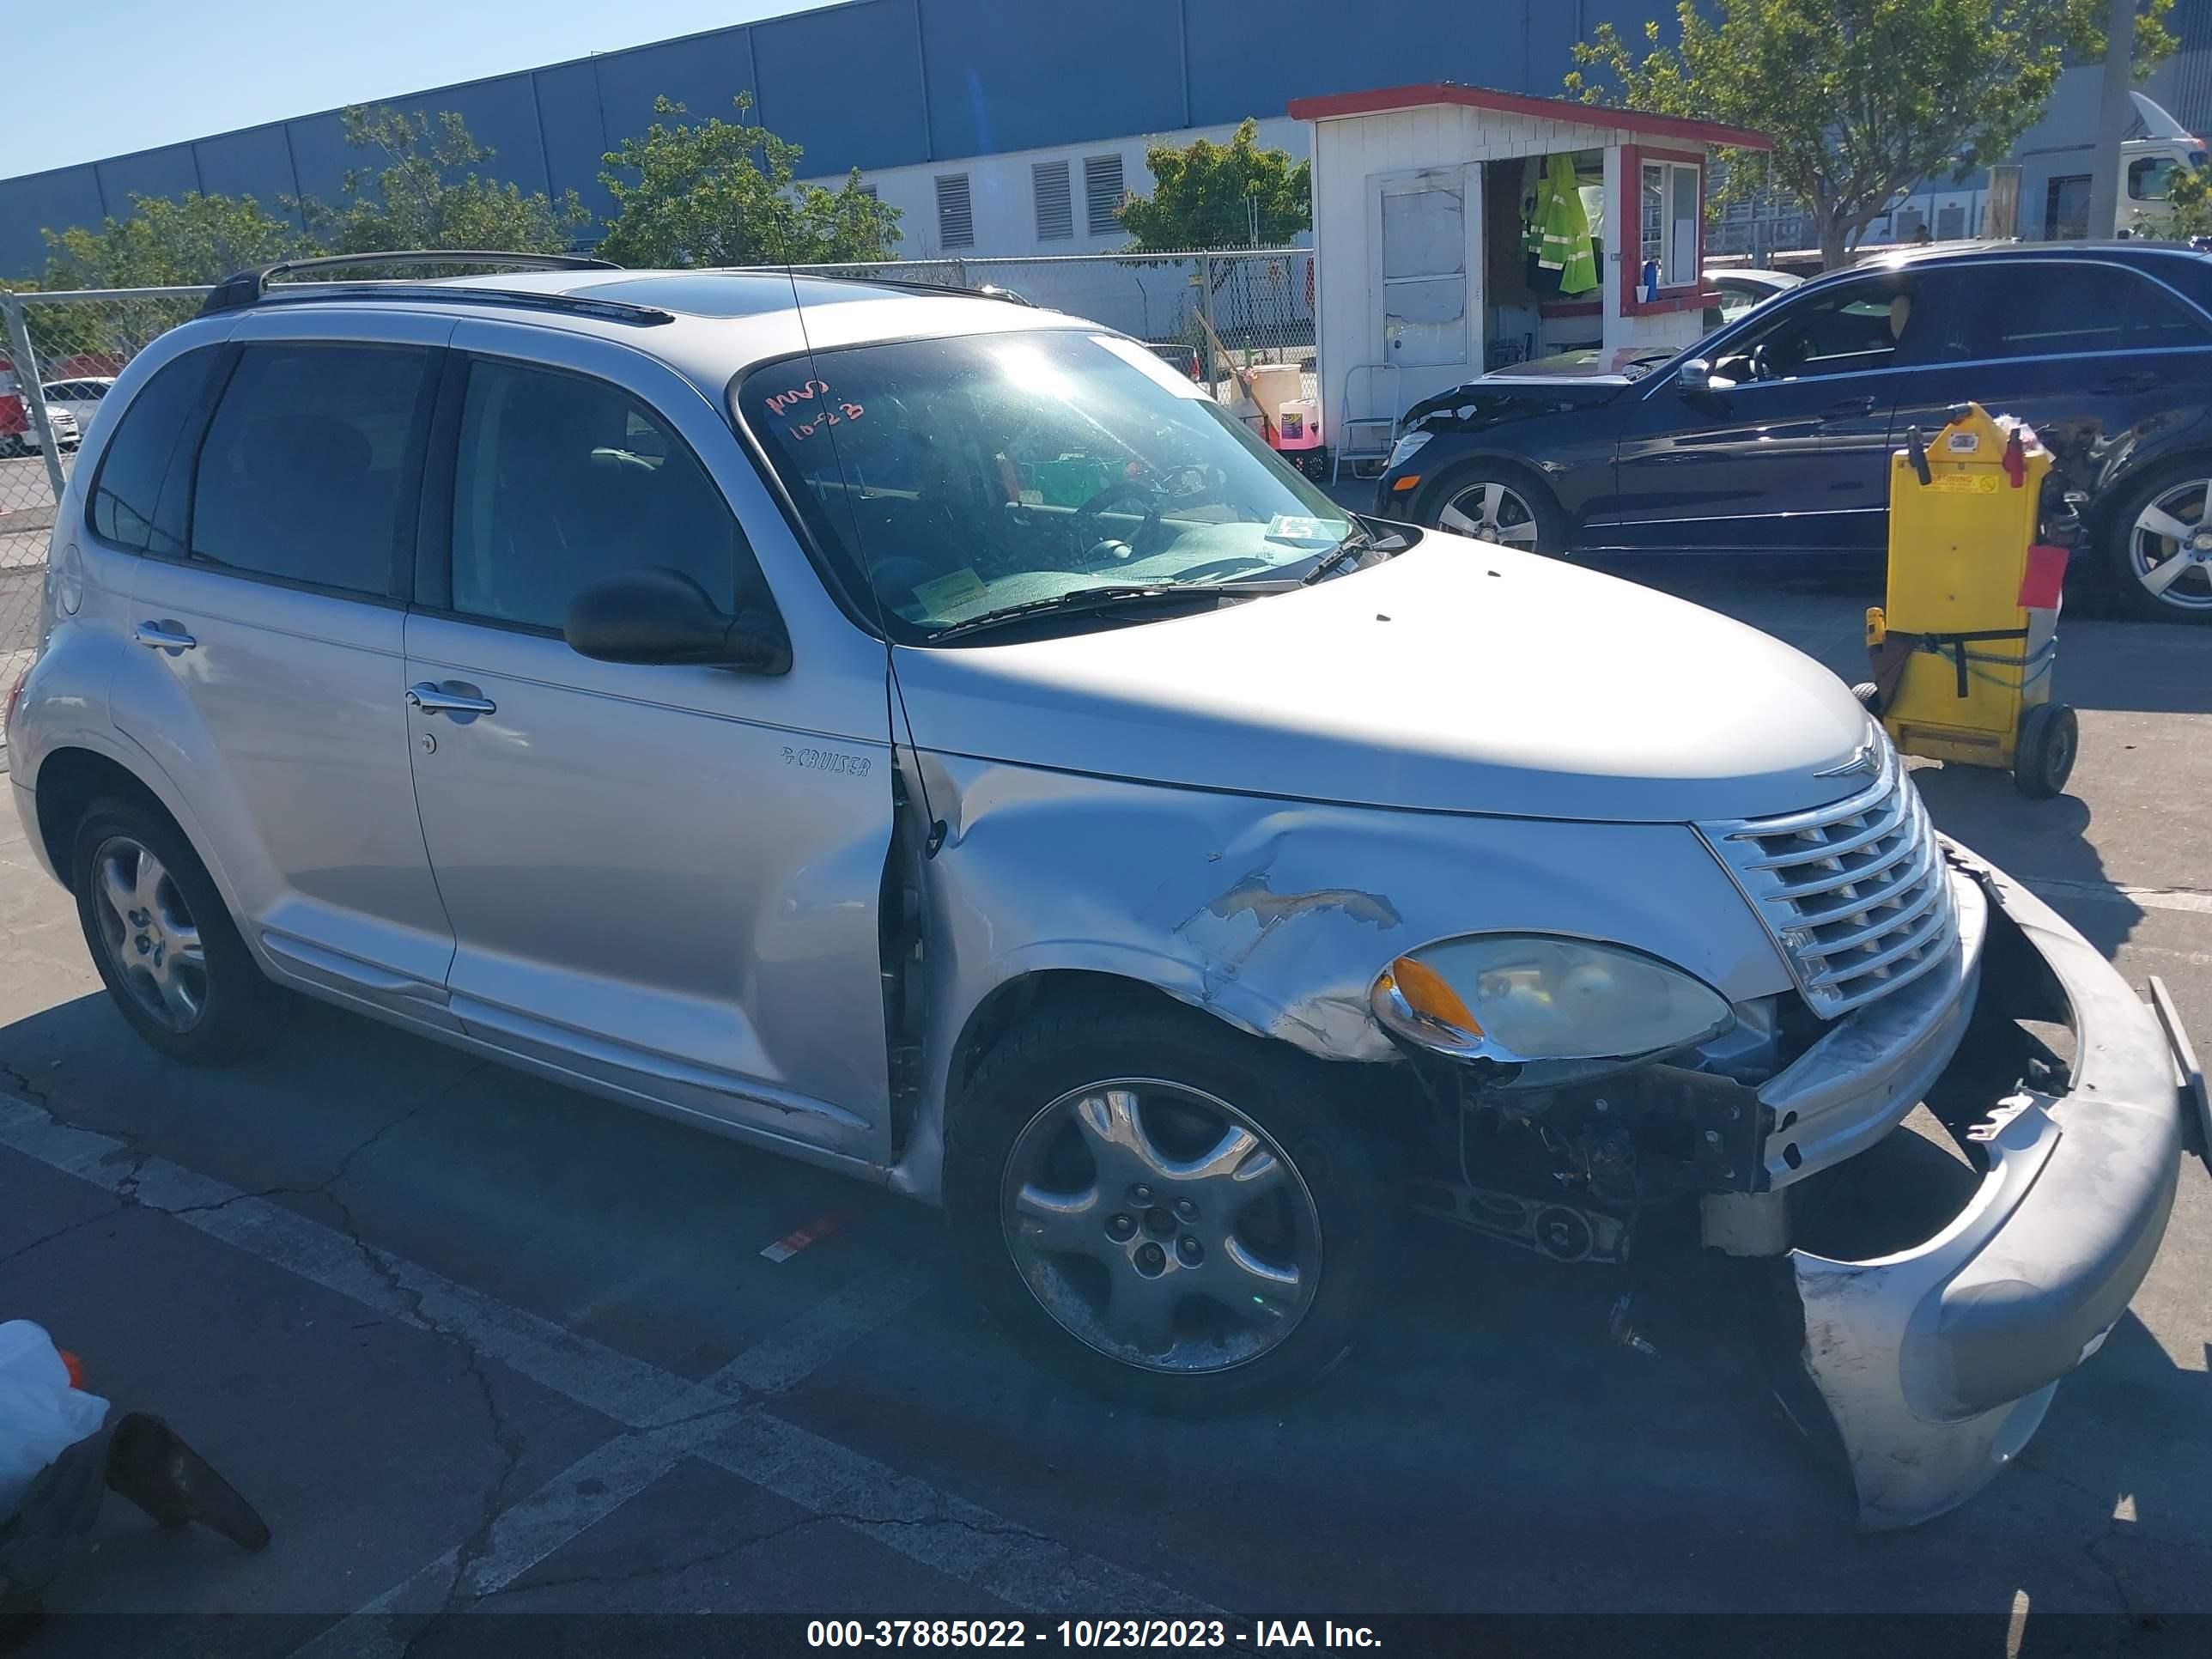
[1402, 355, 1647, 427]
[891, 538, 1878, 823]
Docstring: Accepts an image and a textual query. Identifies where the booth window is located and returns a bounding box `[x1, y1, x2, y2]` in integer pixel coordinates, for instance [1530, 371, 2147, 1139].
[1622, 147, 1711, 315]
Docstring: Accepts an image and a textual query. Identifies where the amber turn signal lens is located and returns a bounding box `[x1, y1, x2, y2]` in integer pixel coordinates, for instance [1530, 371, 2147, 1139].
[1385, 954, 1482, 1036]
[1390, 474, 1422, 491]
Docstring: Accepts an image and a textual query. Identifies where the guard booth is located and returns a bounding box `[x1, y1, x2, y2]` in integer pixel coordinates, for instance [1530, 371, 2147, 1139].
[1286, 83, 1771, 471]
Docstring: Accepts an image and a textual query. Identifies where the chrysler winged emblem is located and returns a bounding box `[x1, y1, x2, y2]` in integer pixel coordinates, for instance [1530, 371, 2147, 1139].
[1815, 741, 1881, 781]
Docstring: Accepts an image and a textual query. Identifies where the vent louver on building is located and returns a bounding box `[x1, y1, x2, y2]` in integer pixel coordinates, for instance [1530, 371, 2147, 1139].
[936, 173, 975, 249]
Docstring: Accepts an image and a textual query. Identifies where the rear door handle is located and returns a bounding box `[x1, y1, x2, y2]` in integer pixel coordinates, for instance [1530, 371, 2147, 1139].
[405, 680, 496, 720]
[132, 620, 196, 654]
[2100, 370, 2159, 394]
[1822, 395, 1880, 417]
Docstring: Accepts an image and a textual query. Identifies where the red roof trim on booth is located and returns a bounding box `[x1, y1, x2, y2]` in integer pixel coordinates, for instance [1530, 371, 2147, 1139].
[1286, 83, 1772, 152]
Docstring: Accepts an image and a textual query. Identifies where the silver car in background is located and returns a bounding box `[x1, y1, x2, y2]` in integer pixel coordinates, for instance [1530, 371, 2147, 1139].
[6, 253, 2203, 1532]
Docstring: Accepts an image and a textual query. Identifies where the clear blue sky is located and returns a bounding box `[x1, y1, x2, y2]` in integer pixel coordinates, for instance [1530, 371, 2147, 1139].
[8, 0, 836, 178]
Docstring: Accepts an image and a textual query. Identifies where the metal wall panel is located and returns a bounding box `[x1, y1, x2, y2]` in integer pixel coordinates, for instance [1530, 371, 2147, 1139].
[194, 125, 306, 224]
[534, 60, 615, 222]
[94, 145, 200, 214]
[754, 0, 929, 175]
[0, 165, 103, 275]
[592, 27, 757, 148]
[918, 0, 1184, 160]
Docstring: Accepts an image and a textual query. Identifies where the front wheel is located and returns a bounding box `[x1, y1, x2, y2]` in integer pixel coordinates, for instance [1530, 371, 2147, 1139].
[945, 1001, 1386, 1413]
[1424, 465, 1563, 554]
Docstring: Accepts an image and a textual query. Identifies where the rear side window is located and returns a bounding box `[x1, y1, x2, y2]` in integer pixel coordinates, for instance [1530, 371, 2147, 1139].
[88, 351, 216, 554]
[2120, 276, 2212, 349]
[1939, 263, 2212, 361]
[189, 343, 431, 596]
[446, 359, 755, 632]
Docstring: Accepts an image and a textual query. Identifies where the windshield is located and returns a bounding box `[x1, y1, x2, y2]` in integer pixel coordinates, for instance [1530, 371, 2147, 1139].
[738, 328, 1352, 641]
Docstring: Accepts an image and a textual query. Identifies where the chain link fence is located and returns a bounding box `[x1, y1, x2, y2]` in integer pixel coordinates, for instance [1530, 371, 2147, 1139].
[0, 252, 1311, 745]
[2, 286, 212, 718]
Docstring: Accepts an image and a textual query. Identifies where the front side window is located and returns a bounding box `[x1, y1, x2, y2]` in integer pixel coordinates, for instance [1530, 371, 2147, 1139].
[88, 350, 219, 555]
[448, 359, 753, 633]
[2130, 156, 2184, 202]
[739, 329, 1353, 642]
[190, 343, 429, 595]
[1711, 276, 1915, 384]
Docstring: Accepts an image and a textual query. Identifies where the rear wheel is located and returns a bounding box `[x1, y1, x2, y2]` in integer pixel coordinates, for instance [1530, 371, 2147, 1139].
[1424, 464, 1564, 554]
[70, 797, 276, 1064]
[945, 1000, 1385, 1413]
[2105, 465, 2212, 622]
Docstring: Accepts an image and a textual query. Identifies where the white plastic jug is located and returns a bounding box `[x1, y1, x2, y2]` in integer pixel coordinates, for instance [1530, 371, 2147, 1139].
[0, 1320, 109, 1514]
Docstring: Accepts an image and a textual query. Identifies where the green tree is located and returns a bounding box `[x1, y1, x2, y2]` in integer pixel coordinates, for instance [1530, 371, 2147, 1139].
[1116, 120, 1310, 252]
[41, 191, 313, 289]
[2160, 161, 2212, 237]
[597, 95, 902, 267]
[1568, 0, 2176, 268]
[300, 104, 591, 256]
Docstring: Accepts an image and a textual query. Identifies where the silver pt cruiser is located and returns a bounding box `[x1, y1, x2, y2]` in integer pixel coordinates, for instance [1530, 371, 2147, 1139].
[8, 254, 2206, 1530]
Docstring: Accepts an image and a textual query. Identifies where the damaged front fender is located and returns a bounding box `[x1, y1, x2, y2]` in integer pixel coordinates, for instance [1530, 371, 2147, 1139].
[890, 752, 1793, 1200]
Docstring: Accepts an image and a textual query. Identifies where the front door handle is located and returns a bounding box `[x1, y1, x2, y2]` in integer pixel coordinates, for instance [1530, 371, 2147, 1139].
[1822, 395, 1880, 417]
[132, 620, 196, 654]
[405, 680, 496, 721]
[2100, 370, 2159, 395]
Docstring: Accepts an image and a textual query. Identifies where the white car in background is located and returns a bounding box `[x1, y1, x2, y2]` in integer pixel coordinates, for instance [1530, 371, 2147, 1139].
[42, 377, 116, 439]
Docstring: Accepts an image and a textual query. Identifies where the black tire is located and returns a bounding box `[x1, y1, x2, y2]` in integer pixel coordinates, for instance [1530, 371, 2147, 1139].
[1419, 460, 1566, 556]
[70, 795, 276, 1064]
[2013, 702, 2079, 800]
[2100, 459, 2212, 623]
[944, 998, 1389, 1414]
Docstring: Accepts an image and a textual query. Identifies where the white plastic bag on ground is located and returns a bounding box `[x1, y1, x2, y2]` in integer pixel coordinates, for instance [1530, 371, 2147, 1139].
[0, 1320, 109, 1516]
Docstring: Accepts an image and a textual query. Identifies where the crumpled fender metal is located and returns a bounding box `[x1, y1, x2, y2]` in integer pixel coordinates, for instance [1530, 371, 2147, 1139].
[1791, 844, 2191, 1531]
[887, 752, 1793, 1200]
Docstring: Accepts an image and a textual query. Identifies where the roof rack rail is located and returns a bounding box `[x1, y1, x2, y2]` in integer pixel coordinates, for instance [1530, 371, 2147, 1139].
[197, 250, 621, 317]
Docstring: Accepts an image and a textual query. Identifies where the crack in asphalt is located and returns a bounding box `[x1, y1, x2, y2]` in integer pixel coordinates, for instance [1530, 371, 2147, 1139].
[3, 1053, 532, 1638]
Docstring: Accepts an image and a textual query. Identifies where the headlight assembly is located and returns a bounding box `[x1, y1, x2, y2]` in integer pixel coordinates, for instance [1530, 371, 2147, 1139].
[1370, 935, 1733, 1086]
[1385, 429, 1432, 470]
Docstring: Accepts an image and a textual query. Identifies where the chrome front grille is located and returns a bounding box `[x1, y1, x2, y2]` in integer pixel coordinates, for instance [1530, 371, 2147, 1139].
[1698, 743, 1956, 1019]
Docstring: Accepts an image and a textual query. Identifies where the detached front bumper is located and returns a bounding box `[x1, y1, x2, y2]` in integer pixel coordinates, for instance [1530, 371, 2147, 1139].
[1790, 841, 2203, 1530]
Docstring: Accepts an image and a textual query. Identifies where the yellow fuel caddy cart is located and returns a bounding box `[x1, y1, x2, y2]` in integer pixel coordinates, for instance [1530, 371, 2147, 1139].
[1862, 403, 2077, 799]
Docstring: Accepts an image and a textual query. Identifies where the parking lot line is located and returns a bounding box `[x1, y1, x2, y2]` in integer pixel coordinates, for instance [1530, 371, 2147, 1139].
[2024, 877, 2212, 917]
[0, 1088, 1224, 1630]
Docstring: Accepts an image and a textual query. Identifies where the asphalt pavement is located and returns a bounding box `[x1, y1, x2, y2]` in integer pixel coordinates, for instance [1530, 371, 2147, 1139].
[1, 550, 2209, 1652]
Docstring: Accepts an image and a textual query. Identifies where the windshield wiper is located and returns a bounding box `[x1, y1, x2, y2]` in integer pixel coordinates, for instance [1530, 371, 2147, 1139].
[927, 584, 1241, 642]
[1300, 521, 1409, 585]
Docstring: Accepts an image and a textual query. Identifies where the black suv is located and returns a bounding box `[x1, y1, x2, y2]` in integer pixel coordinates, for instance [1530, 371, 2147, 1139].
[1377, 242, 2212, 622]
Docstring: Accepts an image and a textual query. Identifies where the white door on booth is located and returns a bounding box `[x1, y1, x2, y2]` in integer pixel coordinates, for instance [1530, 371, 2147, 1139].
[1370, 167, 1478, 410]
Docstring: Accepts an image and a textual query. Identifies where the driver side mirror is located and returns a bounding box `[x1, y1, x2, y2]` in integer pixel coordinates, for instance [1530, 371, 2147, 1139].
[1676, 358, 1713, 393]
[565, 568, 792, 675]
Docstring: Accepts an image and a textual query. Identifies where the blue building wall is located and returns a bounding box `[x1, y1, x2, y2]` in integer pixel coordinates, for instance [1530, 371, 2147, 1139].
[0, 0, 1664, 278]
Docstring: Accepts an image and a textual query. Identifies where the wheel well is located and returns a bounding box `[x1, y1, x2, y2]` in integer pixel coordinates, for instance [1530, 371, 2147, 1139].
[1415, 453, 1562, 530]
[945, 971, 1206, 1120]
[2087, 449, 2212, 546]
[32, 748, 178, 891]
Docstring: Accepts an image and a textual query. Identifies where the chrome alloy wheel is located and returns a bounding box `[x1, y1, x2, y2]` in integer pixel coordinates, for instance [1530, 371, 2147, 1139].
[1000, 1079, 1323, 1374]
[1438, 479, 1540, 546]
[89, 836, 207, 1031]
[2129, 478, 2212, 613]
